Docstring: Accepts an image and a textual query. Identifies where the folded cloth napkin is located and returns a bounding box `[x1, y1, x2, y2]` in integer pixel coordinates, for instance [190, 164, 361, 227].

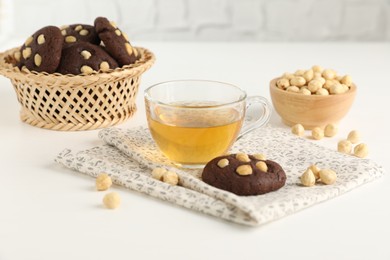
[55, 126, 385, 226]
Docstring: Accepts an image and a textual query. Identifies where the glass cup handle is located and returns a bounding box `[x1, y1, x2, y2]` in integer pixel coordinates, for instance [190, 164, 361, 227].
[237, 96, 272, 140]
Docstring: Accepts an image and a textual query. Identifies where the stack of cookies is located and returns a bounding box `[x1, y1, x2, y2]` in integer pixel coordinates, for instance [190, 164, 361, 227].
[14, 17, 139, 75]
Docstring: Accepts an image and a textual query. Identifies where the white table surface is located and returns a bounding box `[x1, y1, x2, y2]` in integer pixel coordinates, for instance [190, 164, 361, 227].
[0, 40, 389, 260]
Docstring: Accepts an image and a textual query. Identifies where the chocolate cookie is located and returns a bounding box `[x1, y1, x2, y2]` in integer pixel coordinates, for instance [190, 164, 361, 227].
[94, 17, 138, 66]
[202, 153, 286, 196]
[61, 24, 100, 47]
[56, 42, 118, 75]
[15, 26, 63, 73]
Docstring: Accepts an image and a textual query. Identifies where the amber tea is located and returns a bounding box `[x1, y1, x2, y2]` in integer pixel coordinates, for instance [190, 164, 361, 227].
[147, 104, 243, 165]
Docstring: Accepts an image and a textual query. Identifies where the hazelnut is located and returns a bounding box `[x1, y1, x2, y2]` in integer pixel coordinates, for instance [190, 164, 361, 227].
[151, 167, 166, 181]
[24, 36, 33, 47]
[255, 161, 268, 172]
[300, 169, 316, 187]
[308, 79, 323, 93]
[341, 75, 353, 87]
[103, 192, 121, 209]
[125, 43, 133, 55]
[99, 61, 110, 71]
[291, 123, 305, 136]
[324, 123, 338, 137]
[80, 65, 94, 74]
[322, 69, 336, 80]
[319, 169, 337, 185]
[34, 54, 42, 67]
[14, 51, 21, 62]
[312, 65, 323, 73]
[65, 36, 77, 43]
[282, 72, 294, 80]
[22, 47, 32, 59]
[303, 69, 314, 82]
[96, 173, 113, 191]
[294, 69, 305, 76]
[312, 127, 324, 140]
[79, 29, 89, 36]
[347, 130, 360, 144]
[74, 25, 83, 31]
[338, 140, 352, 154]
[308, 164, 321, 180]
[354, 143, 368, 158]
[316, 88, 329, 96]
[290, 76, 306, 87]
[253, 153, 266, 161]
[276, 78, 290, 89]
[37, 34, 45, 45]
[236, 153, 251, 162]
[286, 86, 300, 93]
[236, 165, 253, 176]
[217, 158, 229, 168]
[81, 50, 92, 60]
[299, 87, 312, 95]
[162, 171, 179, 185]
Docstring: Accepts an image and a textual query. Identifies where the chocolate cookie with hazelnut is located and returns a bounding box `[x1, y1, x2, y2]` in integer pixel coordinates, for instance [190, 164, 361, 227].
[201, 153, 286, 196]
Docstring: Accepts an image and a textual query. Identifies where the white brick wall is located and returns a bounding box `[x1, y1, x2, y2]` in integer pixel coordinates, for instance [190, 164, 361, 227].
[2, 0, 390, 41]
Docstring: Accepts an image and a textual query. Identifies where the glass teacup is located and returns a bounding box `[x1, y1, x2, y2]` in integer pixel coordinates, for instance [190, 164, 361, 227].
[144, 80, 271, 168]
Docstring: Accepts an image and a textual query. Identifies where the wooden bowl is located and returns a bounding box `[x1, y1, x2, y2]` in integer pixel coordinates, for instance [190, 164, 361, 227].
[269, 78, 357, 129]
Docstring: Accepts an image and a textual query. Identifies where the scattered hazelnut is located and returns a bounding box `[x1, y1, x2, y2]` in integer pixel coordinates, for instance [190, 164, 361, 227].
[308, 164, 321, 180]
[312, 127, 324, 140]
[255, 161, 268, 172]
[96, 173, 113, 191]
[103, 192, 121, 209]
[319, 169, 337, 185]
[354, 143, 368, 158]
[338, 140, 352, 154]
[151, 167, 166, 181]
[162, 171, 179, 185]
[324, 123, 338, 137]
[347, 130, 360, 144]
[300, 169, 316, 187]
[291, 124, 305, 136]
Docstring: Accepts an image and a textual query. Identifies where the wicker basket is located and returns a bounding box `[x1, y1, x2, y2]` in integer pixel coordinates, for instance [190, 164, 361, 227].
[0, 47, 155, 131]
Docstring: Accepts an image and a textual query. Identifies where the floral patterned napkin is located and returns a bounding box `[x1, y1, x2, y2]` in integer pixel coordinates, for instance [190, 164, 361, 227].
[55, 126, 385, 226]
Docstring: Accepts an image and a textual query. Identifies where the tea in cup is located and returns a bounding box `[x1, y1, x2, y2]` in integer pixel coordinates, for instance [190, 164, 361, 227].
[144, 80, 271, 167]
